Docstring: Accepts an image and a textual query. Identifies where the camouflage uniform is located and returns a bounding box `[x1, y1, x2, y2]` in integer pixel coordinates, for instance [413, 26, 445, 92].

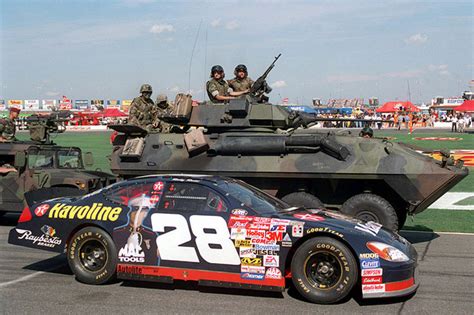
[0, 118, 16, 141]
[228, 77, 254, 92]
[153, 95, 175, 133]
[206, 78, 233, 103]
[128, 96, 156, 131]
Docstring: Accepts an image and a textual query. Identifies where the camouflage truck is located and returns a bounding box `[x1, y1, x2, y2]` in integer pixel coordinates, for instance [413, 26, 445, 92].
[0, 112, 115, 216]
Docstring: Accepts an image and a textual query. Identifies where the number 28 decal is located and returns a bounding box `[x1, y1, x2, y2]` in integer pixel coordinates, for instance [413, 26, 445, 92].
[151, 213, 240, 265]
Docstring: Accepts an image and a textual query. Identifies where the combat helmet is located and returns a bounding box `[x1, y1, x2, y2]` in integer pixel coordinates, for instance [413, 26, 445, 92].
[140, 84, 153, 93]
[210, 65, 224, 77]
[234, 64, 248, 76]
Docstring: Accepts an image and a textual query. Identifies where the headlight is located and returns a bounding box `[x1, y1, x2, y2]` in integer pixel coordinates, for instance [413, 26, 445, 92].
[367, 241, 409, 262]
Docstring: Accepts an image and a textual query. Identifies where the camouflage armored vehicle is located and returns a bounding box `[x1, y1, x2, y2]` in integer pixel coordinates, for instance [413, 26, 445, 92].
[109, 56, 468, 231]
[0, 112, 115, 216]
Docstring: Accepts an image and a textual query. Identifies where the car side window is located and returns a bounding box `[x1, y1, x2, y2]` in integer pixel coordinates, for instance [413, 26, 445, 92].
[159, 182, 228, 213]
[104, 180, 165, 208]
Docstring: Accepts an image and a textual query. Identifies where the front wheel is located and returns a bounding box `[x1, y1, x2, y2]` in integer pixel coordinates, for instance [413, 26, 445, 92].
[291, 237, 358, 304]
[67, 226, 117, 285]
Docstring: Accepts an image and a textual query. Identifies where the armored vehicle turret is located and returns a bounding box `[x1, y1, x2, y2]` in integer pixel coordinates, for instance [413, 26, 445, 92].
[109, 96, 468, 231]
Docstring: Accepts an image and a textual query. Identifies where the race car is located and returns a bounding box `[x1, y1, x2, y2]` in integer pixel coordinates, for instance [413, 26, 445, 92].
[9, 174, 418, 304]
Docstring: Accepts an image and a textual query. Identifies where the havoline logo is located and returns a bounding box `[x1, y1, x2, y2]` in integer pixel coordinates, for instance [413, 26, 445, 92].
[48, 203, 122, 221]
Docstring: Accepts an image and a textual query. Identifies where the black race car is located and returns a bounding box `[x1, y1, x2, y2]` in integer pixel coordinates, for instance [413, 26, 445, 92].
[9, 175, 418, 304]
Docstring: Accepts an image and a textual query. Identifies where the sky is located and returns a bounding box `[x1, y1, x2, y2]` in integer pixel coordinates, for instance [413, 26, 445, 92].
[0, 0, 472, 105]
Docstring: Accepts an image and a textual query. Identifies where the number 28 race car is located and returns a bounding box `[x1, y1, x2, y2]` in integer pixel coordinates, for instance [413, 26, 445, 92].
[9, 175, 418, 304]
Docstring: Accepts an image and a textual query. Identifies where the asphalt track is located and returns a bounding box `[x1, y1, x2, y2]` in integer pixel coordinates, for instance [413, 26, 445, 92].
[0, 214, 473, 315]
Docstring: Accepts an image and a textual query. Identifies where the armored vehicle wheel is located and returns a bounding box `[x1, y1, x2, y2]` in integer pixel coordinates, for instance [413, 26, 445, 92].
[67, 226, 117, 285]
[282, 192, 323, 209]
[291, 236, 357, 304]
[340, 193, 399, 230]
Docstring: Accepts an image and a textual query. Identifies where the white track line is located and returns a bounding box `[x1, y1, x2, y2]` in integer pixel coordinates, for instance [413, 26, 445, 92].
[0, 263, 65, 288]
[401, 230, 474, 236]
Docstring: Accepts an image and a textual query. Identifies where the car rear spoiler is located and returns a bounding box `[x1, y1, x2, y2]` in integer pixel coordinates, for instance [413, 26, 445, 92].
[24, 187, 86, 209]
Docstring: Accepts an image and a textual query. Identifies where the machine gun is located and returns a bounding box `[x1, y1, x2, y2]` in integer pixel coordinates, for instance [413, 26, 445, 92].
[25, 111, 70, 143]
[249, 53, 281, 103]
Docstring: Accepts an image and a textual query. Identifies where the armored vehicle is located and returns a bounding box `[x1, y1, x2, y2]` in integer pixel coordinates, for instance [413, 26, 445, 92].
[0, 112, 115, 216]
[108, 98, 467, 231]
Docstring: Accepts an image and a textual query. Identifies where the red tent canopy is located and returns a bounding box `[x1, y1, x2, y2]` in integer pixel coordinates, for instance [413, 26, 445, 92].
[376, 101, 420, 113]
[94, 108, 128, 118]
[455, 100, 474, 112]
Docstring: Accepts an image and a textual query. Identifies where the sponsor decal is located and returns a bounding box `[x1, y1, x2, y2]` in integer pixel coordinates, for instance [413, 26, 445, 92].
[34, 204, 50, 217]
[118, 238, 145, 263]
[149, 194, 160, 204]
[270, 218, 290, 225]
[361, 259, 380, 269]
[231, 209, 248, 216]
[362, 284, 385, 293]
[247, 229, 266, 239]
[266, 231, 283, 242]
[117, 264, 143, 274]
[251, 238, 276, 245]
[234, 239, 252, 247]
[241, 272, 264, 280]
[247, 223, 270, 230]
[241, 265, 265, 274]
[254, 249, 279, 256]
[48, 203, 122, 221]
[15, 228, 62, 248]
[306, 227, 343, 238]
[360, 253, 379, 259]
[40, 225, 56, 237]
[263, 255, 279, 267]
[239, 246, 256, 258]
[230, 228, 247, 240]
[355, 221, 382, 236]
[265, 267, 282, 279]
[293, 213, 325, 222]
[241, 257, 262, 266]
[228, 216, 253, 228]
[292, 224, 303, 237]
[254, 217, 272, 224]
[254, 244, 280, 251]
[362, 276, 382, 284]
[153, 181, 164, 191]
[269, 225, 286, 232]
[361, 268, 383, 277]
[282, 233, 292, 247]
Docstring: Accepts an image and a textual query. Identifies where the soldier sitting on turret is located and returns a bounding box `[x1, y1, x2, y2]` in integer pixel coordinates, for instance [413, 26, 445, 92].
[228, 64, 254, 92]
[153, 94, 175, 133]
[206, 65, 249, 103]
[0, 107, 21, 142]
[128, 84, 156, 131]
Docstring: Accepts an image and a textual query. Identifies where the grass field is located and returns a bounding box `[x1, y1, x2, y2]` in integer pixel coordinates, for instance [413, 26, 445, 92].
[17, 129, 474, 233]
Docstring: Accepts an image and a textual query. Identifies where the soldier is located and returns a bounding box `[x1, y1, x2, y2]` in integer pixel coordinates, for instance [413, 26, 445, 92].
[128, 84, 156, 131]
[153, 94, 175, 132]
[0, 107, 21, 142]
[228, 64, 254, 92]
[206, 65, 248, 103]
[359, 126, 374, 138]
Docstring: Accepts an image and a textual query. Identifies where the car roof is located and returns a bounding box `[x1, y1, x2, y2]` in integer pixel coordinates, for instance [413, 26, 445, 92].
[135, 173, 233, 184]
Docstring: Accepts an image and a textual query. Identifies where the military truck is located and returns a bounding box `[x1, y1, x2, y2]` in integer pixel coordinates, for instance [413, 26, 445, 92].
[0, 112, 115, 216]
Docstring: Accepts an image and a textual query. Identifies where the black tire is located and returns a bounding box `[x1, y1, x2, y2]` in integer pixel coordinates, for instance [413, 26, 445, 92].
[340, 193, 399, 231]
[282, 192, 323, 209]
[67, 226, 117, 285]
[291, 236, 357, 304]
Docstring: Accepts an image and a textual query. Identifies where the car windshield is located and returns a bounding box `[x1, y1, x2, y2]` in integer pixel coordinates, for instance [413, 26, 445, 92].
[28, 149, 55, 169]
[58, 148, 83, 169]
[218, 180, 290, 214]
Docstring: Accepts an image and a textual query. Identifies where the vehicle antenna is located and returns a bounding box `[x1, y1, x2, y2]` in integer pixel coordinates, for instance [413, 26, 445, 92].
[203, 26, 208, 101]
[187, 19, 203, 94]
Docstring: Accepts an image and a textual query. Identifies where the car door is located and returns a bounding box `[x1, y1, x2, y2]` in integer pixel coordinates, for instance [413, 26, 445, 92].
[151, 180, 242, 273]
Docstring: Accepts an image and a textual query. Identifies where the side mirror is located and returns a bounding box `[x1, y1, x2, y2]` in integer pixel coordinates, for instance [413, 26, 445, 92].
[14, 152, 26, 168]
[84, 152, 94, 167]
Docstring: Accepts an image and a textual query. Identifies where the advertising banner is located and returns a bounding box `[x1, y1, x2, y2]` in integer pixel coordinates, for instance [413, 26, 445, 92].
[0, 100, 6, 111]
[59, 96, 72, 110]
[75, 99, 89, 110]
[24, 99, 41, 110]
[42, 99, 57, 111]
[121, 99, 132, 113]
[107, 99, 121, 106]
[91, 99, 104, 111]
[8, 100, 23, 107]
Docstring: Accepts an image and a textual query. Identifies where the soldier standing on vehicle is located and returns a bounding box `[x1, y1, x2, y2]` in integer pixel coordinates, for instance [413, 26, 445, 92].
[206, 65, 249, 103]
[128, 84, 156, 131]
[0, 107, 21, 142]
[153, 94, 175, 132]
[228, 64, 255, 92]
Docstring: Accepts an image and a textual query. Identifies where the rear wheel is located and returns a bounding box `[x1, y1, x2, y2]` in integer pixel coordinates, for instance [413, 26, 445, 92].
[67, 226, 117, 285]
[340, 193, 399, 231]
[282, 192, 323, 209]
[291, 237, 357, 304]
